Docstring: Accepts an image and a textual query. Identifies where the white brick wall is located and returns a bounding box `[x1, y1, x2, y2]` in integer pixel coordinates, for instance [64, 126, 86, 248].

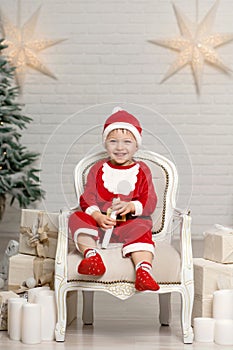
[1, 0, 233, 239]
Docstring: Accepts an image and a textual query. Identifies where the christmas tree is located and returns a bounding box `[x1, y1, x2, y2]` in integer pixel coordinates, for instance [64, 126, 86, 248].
[0, 38, 45, 220]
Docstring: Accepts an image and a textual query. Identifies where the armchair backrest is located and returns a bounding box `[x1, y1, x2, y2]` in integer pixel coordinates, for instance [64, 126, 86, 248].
[73, 150, 178, 241]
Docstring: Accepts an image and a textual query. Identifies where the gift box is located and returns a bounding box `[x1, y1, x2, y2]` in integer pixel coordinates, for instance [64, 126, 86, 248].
[19, 209, 59, 259]
[67, 291, 77, 326]
[8, 253, 55, 291]
[194, 258, 233, 297]
[192, 258, 233, 321]
[192, 294, 213, 321]
[203, 224, 233, 264]
[0, 291, 19, 330]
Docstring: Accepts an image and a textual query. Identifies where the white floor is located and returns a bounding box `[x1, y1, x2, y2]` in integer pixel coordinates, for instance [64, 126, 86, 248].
[0, 291, 224, 350]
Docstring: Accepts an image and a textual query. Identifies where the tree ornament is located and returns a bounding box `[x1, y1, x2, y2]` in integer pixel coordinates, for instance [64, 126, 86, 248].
[149, 0, 233, 93]
[25, 277, 37, 289]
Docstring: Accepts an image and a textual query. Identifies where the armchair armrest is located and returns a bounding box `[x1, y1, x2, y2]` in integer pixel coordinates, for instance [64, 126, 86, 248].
[174, 208, 193, 284]
[173, 208, 194, 343]
[55, 208, 73, 280]
[54, 208, 74, 342]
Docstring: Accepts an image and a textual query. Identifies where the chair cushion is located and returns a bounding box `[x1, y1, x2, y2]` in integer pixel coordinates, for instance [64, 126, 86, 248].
[67, 241, 181, 284]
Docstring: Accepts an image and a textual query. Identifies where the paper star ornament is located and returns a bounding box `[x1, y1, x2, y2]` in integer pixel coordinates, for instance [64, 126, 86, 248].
[0, 6, 66, 87]
[149, 0, 233, 92]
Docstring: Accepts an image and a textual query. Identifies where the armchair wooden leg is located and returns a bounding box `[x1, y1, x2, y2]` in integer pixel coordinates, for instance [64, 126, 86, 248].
[159, 293, 171, 326]
[55, 288, 67, 342]
[82, 291, 94, 325]
[181, 285, 194, 344]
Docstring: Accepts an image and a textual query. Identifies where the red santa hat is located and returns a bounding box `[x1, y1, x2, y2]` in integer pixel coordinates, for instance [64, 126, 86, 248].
[102, 107, 142, 146]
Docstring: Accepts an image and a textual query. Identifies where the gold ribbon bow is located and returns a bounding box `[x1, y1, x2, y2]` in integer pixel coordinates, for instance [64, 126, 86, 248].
[33, 257, 54, 290]
[20, 212, 50, 258]
[20, 226, 48, 258]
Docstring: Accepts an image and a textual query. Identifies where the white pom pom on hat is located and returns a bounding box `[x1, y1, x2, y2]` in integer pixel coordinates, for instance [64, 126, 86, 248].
[103, 107, 142, 146]
[111, 106, 123, 114]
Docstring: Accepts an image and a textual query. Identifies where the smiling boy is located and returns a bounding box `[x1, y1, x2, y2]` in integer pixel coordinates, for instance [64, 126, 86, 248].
[69, 108, 160, 291]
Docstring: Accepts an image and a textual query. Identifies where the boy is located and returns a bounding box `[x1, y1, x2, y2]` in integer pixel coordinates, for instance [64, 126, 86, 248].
[69, 108, 160, 291]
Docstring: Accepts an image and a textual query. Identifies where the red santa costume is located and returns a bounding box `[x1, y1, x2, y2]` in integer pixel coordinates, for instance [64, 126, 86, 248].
[69, 109, 157, 258]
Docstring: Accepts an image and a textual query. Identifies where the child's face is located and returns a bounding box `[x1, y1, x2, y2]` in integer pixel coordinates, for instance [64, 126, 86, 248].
[105, 129, 138, 166]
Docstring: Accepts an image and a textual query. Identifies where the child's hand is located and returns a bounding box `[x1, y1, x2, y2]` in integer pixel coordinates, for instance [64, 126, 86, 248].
[111, 199, 135, 216]
[92, 212, 116, 230]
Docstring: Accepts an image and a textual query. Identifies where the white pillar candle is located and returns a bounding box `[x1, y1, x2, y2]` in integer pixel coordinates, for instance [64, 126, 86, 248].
[214, 319, 233, 345]
[35, 290, 56, 341]
[213, 289, 233, 320]
[8, 298, 27, 340]
[21, 303, 41, 344]
[7, 297, 20, 335]
[27, 286, 50, 303]
[193, 317, 215, 342]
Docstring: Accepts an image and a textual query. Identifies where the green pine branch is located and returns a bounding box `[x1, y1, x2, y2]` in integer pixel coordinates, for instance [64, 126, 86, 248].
[0, 38, 45, 218]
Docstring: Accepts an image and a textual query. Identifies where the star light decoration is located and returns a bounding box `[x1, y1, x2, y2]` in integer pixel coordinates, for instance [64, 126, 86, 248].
[0, 6, 66, 88]
[149, 0, 233, 93]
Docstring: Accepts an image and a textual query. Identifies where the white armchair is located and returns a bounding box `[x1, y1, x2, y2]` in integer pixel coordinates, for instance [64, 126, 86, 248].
[55, 150, 194, 343]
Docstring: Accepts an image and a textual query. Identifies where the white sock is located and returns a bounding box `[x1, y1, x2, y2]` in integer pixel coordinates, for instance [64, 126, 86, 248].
[85, 248, 97, 258]
[135, 261, 152, 273]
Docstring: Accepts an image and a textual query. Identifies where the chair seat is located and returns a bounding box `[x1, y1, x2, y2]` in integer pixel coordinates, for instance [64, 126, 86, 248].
[67, 241, 181, 285]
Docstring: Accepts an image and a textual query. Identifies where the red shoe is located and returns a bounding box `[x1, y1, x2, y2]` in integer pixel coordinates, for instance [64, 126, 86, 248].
[135, 266, 160, 291]
[78, 249, 106, 276]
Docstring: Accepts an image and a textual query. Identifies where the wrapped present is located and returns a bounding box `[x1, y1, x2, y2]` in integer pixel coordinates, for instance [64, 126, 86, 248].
[0, 291, 19, 330]
[194, 258, 233, 297]
[192, 294, 213, 322]
[19, 209, 59, 259]
[8, 253, 55, 291]
[203, 224, 233, 264]
[67, 291, 77, 326]
[193, 258, 233, 322]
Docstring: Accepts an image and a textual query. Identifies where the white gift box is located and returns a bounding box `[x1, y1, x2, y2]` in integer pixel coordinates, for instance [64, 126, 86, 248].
[19, 209, 59, 259]
[192, 258, 233, 321]
[192, 294, 213, 321]
[8, 253, 55, 291]
[67, 291, 77, 326]
[0, 291, 19, 330]
[203, 224, 233, 264]
[194, 258, 233, 296]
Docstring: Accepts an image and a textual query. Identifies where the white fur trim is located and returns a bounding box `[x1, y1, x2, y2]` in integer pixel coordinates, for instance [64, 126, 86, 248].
[122, 243, 155, 257]
[103, 122, 142, 146]
[102, 162, 139, 195]
[85, 205, 101, 215]
[131, 200, 143, 216]
[85, 249, 97, 258]
[73, 228, 99, 246]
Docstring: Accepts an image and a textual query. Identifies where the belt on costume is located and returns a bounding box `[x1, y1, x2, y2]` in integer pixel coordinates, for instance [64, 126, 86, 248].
[102, 212, 151, 221]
